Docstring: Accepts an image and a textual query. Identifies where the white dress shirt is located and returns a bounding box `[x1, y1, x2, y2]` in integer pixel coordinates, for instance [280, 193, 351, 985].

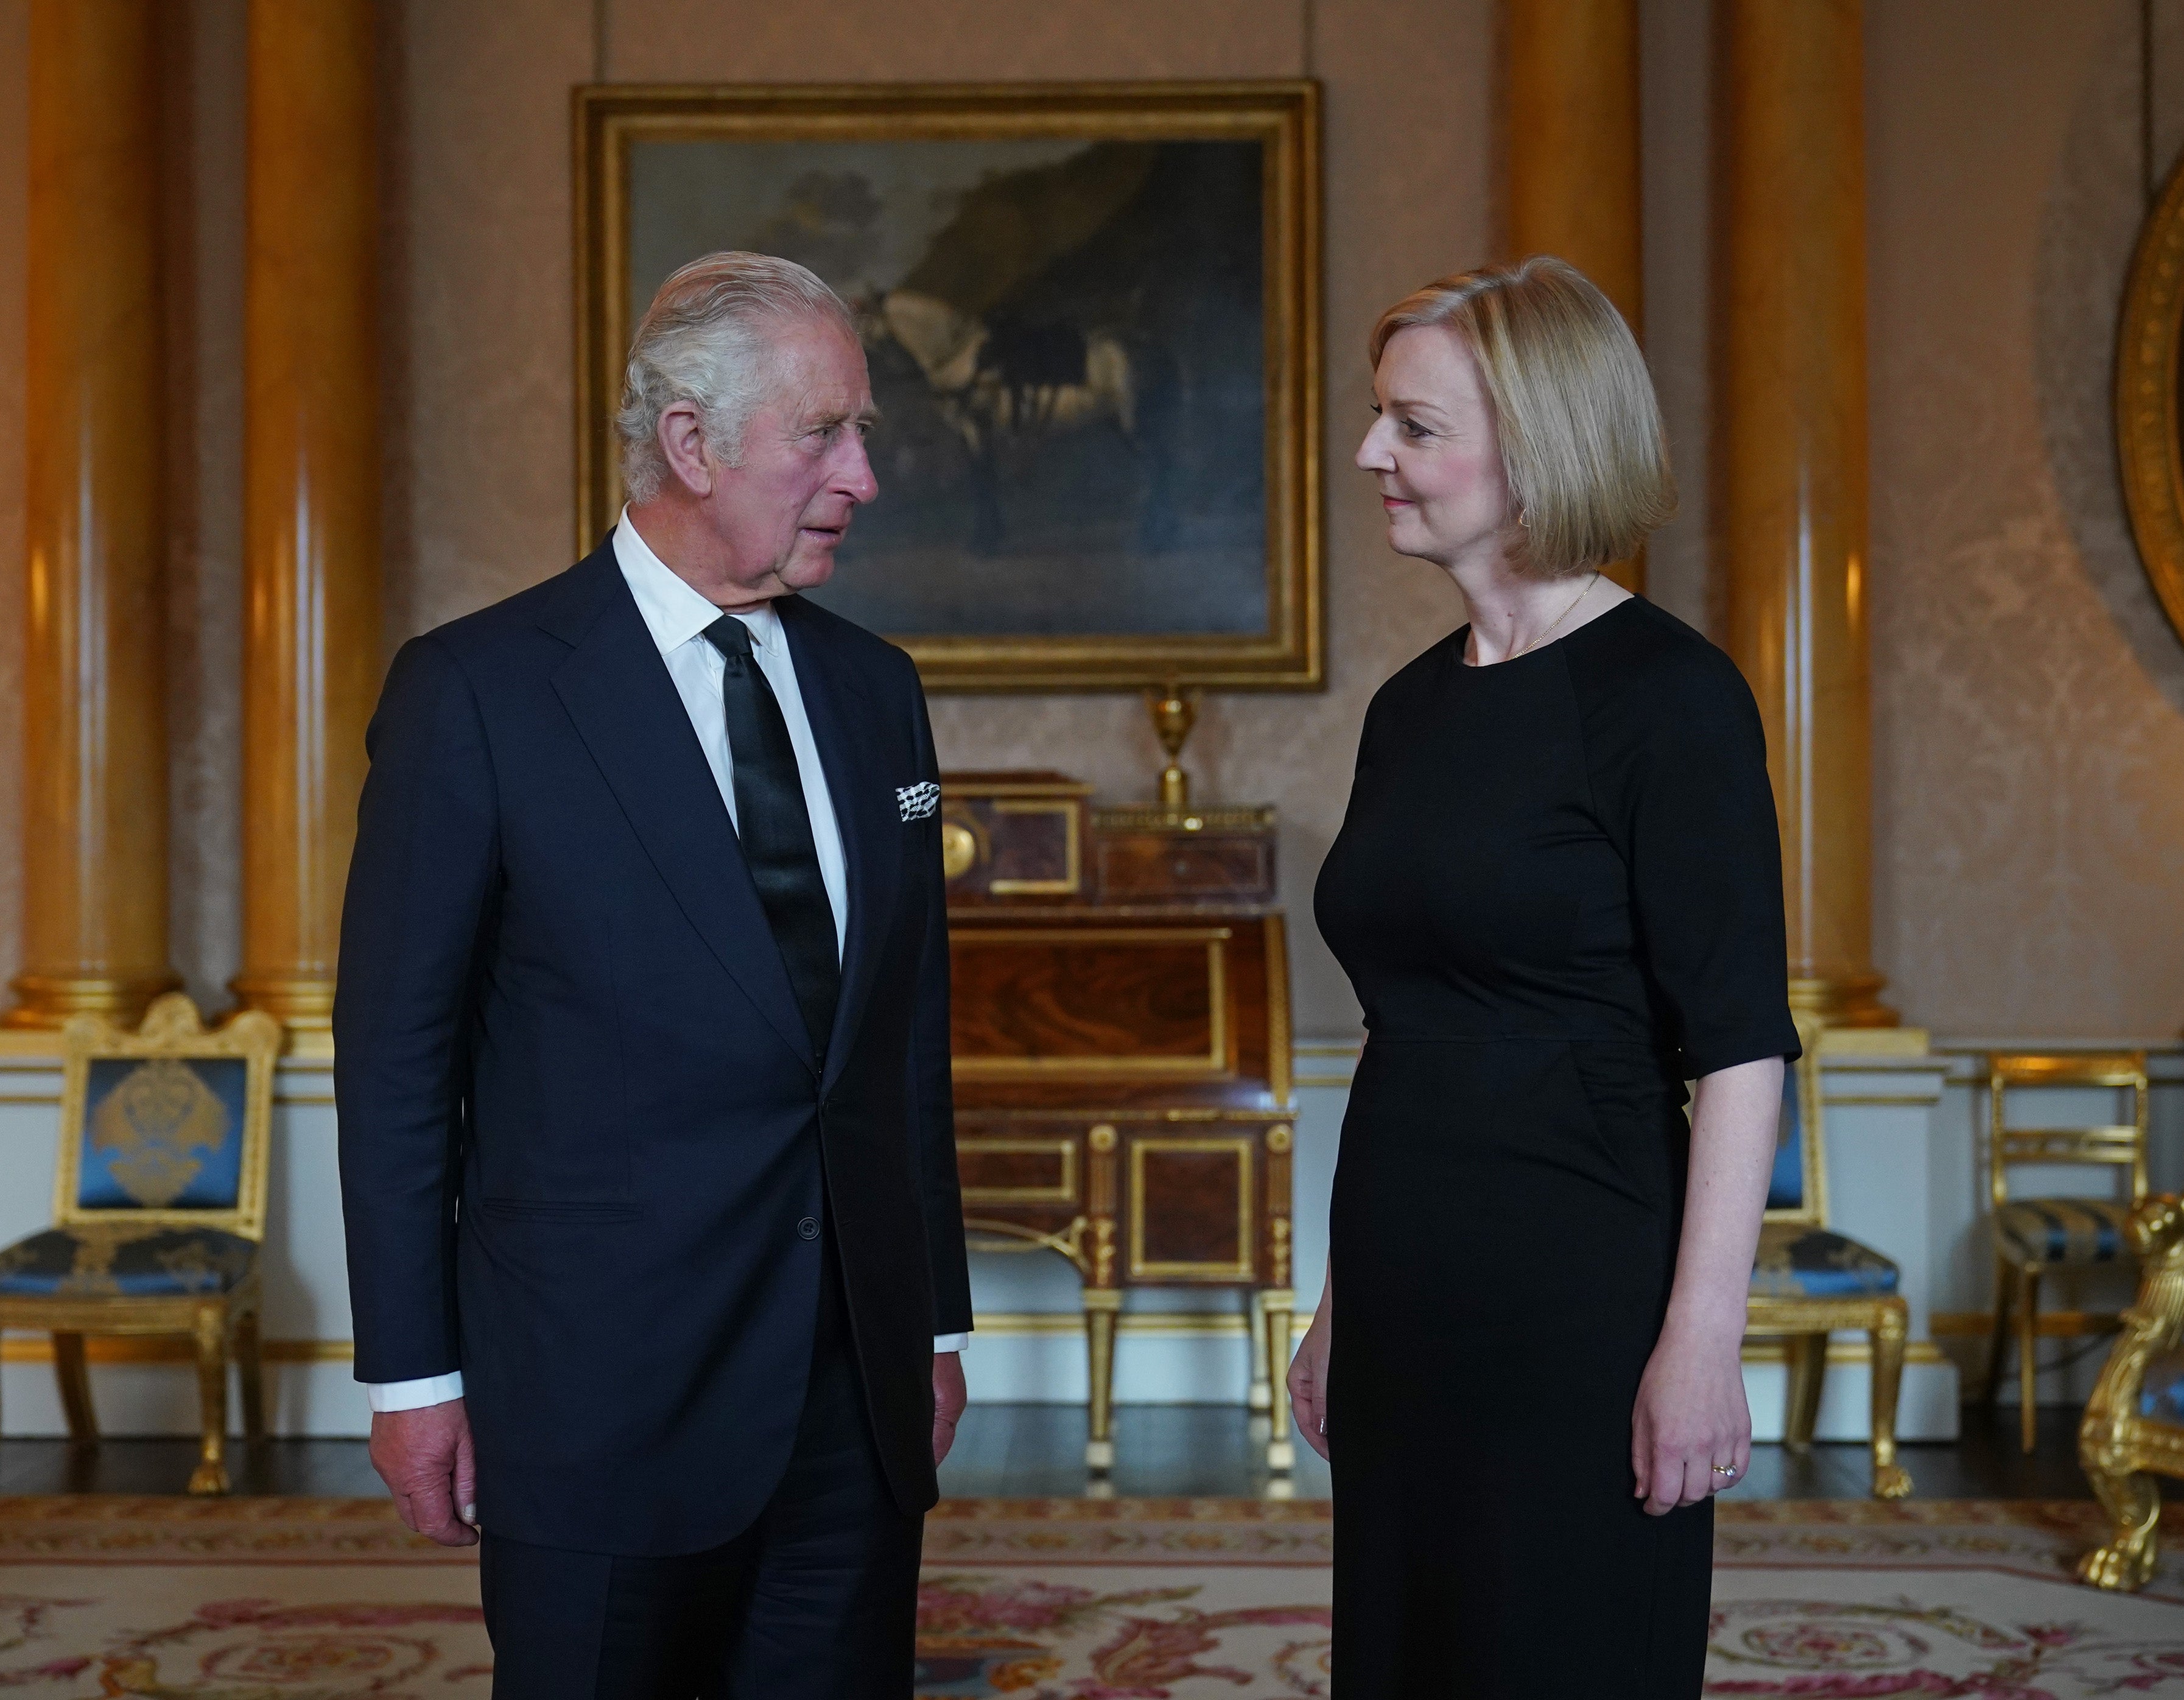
[367, 511, 965, 1415]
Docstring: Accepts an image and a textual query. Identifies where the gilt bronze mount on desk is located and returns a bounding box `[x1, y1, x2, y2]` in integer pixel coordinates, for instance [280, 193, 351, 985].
[1078, 689, 1280, 905]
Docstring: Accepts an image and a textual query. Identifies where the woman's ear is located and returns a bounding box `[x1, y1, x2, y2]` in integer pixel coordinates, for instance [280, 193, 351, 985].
[656, 401, 715, 498]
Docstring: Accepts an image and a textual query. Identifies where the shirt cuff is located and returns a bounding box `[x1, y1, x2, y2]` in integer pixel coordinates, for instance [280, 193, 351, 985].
[366, 1371, 465, 1413]
[933, 1333, 969, 1354]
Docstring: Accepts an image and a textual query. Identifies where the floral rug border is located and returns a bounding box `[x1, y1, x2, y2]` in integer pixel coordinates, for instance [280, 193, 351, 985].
[2, 1495, 2171, 1573]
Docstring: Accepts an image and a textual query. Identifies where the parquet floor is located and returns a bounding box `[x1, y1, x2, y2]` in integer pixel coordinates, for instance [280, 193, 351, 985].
[0, 1402, 2096, 1501]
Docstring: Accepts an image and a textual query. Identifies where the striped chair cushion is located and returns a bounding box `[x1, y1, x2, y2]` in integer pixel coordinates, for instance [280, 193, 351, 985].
[1750, 1223, 1901, 1301]
[1994, 1198, 2133, 1268]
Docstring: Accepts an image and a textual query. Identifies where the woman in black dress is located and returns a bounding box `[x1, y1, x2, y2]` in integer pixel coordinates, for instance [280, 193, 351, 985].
[1287, 257, 1799, 1697]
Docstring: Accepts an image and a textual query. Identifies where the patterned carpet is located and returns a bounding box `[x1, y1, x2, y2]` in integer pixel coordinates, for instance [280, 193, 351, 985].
[3, 1495, 2184, 1695]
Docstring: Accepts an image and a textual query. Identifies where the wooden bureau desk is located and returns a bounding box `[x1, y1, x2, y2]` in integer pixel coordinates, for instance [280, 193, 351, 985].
[943, 774, 1297, 1478]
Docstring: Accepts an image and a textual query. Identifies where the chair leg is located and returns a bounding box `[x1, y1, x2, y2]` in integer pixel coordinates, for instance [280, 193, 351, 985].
[234, 1307, 267, 1444]
[1246, 1288, 1271, 1414]
[1986, 1257, 2015, 1405]
[188, 1305, 231, 1495]
[1083, 1293, 1118, 1474]
[1869, 1300, 1912, 1499]
[2020, 1266, 2043, 1453]
[1262, 1291, 1295, 1479]
[51, 1332, 97, 1444]
[1783, 1333, 1827, 1452]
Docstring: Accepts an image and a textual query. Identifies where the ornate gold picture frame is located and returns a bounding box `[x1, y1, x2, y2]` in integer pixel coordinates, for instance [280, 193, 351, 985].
[2118, 153, 2184, 649]
[574, 82, 1322, 690]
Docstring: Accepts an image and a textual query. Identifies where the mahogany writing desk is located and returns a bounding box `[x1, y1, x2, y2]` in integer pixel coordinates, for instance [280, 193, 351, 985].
[943, 774, 1296, 1478]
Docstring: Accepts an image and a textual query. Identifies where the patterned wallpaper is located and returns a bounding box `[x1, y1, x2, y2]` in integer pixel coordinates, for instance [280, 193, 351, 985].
[1866, 0, 2184, 1036]
[0, 0, 2174, 1039]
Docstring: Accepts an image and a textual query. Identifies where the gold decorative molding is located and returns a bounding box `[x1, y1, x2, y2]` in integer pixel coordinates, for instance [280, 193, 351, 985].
[1930, 1310, 2121, 1338]
[1740, 1338, 1950, 1368]
[2, 1336, 352, 1366]
[1128, 1136, 1255, 1281]
[2119, 142, 2184, 650]
[962, 1310, 1308, 1340]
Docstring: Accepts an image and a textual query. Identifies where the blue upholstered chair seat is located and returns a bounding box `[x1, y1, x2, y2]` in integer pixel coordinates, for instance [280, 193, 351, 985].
[0, 1226, 256, 1298]
[1750, 1223, 1901, 1301]
[1996, 1197, 2133, 1268]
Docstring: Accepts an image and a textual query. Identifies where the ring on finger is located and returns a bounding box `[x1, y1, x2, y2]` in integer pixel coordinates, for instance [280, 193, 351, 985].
[1710, 1463, 1738, 1483]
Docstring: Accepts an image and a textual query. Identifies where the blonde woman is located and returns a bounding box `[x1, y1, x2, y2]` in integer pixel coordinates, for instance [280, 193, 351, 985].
[1288, 257, 1797, 1696]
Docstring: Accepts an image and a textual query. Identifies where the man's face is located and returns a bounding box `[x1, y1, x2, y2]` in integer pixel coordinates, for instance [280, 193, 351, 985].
[698, 318, 879, 602]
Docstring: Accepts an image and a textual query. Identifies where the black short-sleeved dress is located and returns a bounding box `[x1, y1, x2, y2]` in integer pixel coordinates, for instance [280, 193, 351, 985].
[1312, 596, 1800, 1698]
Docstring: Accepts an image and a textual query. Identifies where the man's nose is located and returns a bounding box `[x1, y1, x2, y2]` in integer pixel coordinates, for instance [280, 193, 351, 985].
[839, 437, 879, 504]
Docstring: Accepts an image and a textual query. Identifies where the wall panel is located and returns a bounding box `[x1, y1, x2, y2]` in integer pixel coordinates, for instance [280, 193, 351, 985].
[1867, 0, 2184, 1034]
[0, 0, 2175, 1063]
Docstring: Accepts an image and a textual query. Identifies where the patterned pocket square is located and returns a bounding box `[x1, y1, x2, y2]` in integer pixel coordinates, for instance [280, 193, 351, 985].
[897, 781, 940, 822]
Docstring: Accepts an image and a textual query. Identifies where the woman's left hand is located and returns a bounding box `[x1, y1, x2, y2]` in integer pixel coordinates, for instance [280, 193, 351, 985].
[1631, 1324, 1750, 1516]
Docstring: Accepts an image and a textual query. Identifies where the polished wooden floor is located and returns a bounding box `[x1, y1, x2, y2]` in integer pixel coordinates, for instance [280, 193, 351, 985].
[0, 1403, 2098, 1502]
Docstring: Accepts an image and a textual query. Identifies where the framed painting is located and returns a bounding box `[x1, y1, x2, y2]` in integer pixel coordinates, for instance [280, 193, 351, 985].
[2120, 147, 2184, 652]
[574, 82, 1322, 690]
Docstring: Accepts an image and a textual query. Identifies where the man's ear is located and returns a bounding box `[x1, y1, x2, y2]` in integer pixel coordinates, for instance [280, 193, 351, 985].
[657, 401, 714, 497]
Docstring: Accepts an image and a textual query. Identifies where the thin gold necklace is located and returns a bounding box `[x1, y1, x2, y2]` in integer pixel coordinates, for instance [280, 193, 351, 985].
[1495, 571, 1600, 664]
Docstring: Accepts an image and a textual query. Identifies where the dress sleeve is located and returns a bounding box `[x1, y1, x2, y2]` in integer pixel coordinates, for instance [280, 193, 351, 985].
[1595, 650, 1802, 1079]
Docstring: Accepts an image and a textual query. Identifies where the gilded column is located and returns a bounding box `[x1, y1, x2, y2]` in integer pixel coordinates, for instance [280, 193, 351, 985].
[1505, 0, 1645, 592]
[6, 0, 179, 1029]
[233, 0, 384, 1033]
[1715, 0, 1893, 1026]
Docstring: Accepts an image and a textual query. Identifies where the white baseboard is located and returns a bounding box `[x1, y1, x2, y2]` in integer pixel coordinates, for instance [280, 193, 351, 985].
[1742, 1357, 1962, 1443]
[1, 1358, 371, 1439]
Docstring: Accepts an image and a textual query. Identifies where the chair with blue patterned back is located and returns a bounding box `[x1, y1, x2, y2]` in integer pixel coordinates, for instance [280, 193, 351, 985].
[0, 994, 282, 1493]
[1742, 1009, 1914, 1498]
[1984, 1052, 2150, 1455]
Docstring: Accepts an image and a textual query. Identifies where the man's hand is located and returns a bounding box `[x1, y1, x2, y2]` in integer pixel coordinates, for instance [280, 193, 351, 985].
[370, 1399, 479, 1547]
[932, 1351, 967, 1466]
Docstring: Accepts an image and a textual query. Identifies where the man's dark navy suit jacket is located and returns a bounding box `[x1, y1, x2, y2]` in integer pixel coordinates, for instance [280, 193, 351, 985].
[333, 535, 973, 1556]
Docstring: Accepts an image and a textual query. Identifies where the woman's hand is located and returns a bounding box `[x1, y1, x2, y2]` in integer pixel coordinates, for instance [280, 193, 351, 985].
[1288, 1304, 1332, 1461]
[1631, 1322, 1750, 1514]
[1634, 1055, 1780, 1514]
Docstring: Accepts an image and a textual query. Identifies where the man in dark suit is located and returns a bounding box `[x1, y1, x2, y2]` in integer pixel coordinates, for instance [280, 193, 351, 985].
[335, 252, 972, 1696]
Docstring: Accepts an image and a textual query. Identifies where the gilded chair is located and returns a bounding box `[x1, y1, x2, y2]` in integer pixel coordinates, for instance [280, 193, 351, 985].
[2076, 1195, 2184, 1590]
[1744, 1011, 1913, 1498]
[1984, 1052, 2150, 1453]
[0, 995, 282, 1494]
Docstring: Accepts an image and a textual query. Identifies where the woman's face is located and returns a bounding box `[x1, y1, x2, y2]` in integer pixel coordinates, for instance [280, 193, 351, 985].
[1355, 325, 1512, 568]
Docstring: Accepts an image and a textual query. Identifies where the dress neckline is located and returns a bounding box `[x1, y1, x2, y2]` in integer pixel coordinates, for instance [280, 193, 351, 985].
[1452, 593, 1642, 670]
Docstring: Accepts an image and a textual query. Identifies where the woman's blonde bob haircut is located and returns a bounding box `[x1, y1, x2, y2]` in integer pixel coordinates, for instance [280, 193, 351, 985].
[1369, 255, 1675, 577]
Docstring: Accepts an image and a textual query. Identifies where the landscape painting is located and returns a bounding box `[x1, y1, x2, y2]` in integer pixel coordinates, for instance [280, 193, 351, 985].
[577, 86, 1321, 689]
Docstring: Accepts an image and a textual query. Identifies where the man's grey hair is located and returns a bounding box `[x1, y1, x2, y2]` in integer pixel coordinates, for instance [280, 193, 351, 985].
[615, 251, 858, 504]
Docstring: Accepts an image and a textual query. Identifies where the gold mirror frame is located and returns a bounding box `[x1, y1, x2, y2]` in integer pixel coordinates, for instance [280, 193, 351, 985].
[572, 82, 1323, 691]
[2118, 155, 2184, 648]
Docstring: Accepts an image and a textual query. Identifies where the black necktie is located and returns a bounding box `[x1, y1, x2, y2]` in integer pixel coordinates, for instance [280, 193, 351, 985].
[703, 616, 840, 1062]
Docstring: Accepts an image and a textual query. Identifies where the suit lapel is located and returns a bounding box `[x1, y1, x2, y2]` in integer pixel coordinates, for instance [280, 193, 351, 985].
[779, 598, 900, 1092]
[544, 548, 813, 1072]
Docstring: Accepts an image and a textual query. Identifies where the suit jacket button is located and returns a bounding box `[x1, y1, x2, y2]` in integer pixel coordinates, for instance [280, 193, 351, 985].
[797, 1216, 820, 1240]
